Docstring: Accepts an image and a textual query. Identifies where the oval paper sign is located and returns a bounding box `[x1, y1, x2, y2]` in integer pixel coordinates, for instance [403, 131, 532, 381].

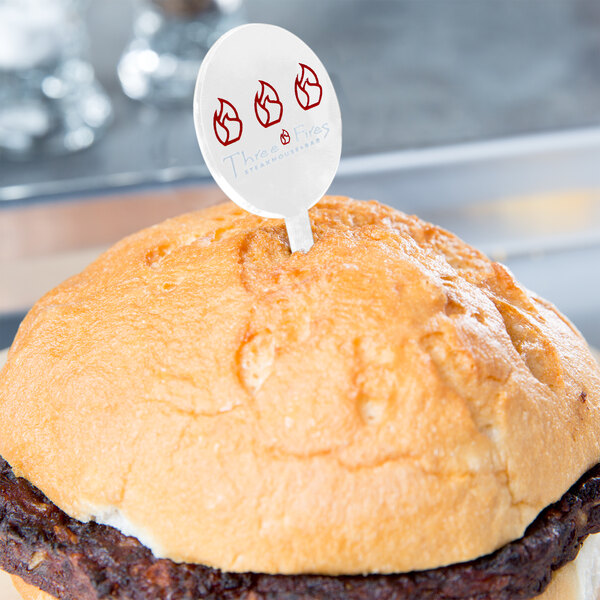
[193, 23, 342, 252]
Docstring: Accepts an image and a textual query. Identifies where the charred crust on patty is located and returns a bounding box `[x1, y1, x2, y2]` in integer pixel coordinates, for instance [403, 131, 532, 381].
[1, 456, 600, 600]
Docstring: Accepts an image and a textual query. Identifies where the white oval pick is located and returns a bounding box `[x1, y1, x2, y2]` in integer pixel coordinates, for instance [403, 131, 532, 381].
[193, 23, 342, 252]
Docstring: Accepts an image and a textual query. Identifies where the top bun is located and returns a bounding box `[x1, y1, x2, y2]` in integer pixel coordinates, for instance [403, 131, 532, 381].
[1, 197, 599, 575]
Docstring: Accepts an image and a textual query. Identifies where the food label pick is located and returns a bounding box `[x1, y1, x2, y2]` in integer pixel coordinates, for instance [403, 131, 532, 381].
[193, 23, 342, 252]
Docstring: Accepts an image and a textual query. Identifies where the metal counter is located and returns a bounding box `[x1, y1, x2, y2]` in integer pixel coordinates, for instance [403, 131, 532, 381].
[3, 0, 600, 200]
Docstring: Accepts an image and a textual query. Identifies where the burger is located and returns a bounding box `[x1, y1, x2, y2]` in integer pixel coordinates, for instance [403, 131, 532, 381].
[0, 196, 599, 600]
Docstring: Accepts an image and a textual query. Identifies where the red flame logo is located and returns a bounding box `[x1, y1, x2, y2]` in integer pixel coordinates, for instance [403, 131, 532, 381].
[213, 98, 243, 146]
[294, 63, 322, 111]
[254, 80, 283, 128]
[280, 129, 290, 145]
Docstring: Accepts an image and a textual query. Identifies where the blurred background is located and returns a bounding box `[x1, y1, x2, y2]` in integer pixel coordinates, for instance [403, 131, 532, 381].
[2, 0, 600, 350]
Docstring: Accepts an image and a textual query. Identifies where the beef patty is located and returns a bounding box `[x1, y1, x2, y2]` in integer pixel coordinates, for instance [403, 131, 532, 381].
[1, 456, 600, 600]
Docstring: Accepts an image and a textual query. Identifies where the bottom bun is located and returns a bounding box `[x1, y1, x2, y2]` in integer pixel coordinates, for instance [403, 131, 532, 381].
[8, 532, 600, 600]
[538, 560, 578, 600]
[10, 576, 55, 600]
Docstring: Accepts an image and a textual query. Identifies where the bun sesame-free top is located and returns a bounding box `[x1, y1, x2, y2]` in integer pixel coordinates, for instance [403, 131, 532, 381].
[0, 197, 599, 576]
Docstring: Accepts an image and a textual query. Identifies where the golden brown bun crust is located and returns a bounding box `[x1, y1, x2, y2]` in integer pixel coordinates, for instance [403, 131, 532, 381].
[10, 576, 57, 600]
[1, 197, 599, 575]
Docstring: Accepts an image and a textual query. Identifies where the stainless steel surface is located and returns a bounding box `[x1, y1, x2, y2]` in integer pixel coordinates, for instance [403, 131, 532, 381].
[4, 0, 600, 200]
[2, 128, 600, 349]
